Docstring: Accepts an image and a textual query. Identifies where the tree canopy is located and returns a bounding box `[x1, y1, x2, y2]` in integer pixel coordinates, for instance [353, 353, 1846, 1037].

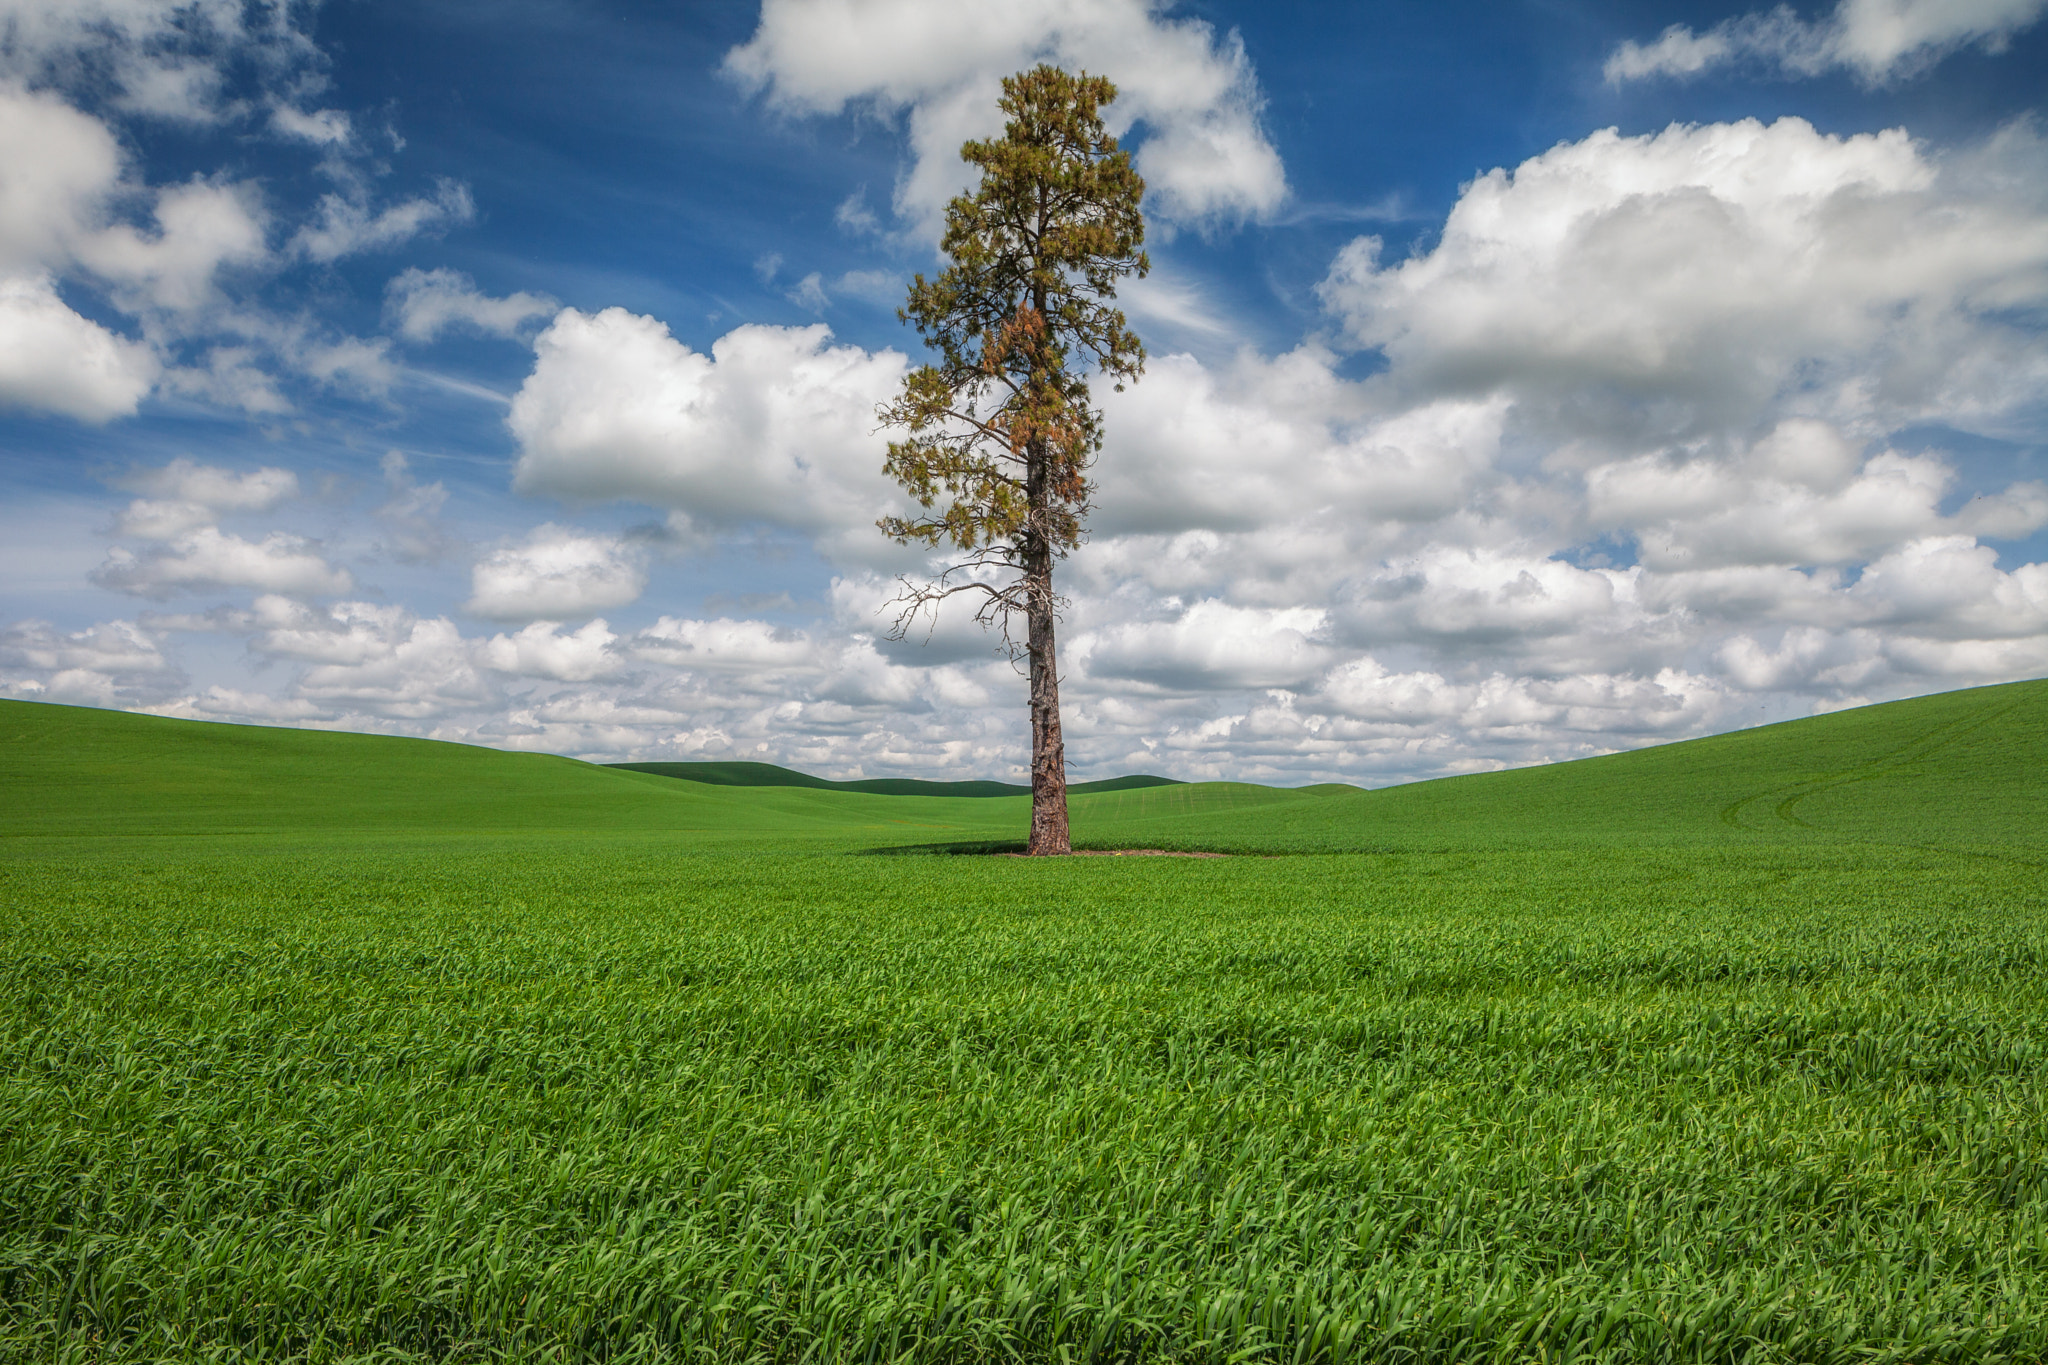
[879, 64, 1149, 855]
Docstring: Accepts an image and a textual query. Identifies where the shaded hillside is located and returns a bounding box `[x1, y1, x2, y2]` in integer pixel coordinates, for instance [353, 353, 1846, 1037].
[607, 760, 1181, 798]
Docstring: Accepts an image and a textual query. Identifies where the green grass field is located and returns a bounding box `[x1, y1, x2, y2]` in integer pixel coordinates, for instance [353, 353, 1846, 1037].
[2, 681, 2046, 1362]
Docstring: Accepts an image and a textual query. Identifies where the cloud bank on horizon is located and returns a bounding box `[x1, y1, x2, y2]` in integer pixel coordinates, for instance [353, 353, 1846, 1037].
[1, 0, 2046, 786]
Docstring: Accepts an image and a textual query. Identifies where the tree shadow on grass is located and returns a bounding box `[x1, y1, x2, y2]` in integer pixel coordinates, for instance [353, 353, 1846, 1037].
[858, 841, 1258, 858]
[859, 839, 1028, 857]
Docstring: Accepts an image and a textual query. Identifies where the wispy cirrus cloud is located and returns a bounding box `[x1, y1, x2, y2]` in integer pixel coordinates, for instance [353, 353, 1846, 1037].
[1606, 0, 2048, 86]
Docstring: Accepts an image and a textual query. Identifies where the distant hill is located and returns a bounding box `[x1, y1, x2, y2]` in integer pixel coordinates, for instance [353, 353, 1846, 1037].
[606, 759, 1182, 798]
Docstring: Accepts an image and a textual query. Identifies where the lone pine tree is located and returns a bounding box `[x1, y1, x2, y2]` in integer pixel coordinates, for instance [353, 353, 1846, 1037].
[878, 64, 1148, 857]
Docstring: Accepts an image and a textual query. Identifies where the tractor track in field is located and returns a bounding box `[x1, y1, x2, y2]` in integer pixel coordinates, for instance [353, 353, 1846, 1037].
[1718, 699, 2016, 836]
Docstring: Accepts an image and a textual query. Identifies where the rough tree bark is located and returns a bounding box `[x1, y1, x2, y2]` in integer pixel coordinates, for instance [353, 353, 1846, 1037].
[1023, 518, 1070, 854]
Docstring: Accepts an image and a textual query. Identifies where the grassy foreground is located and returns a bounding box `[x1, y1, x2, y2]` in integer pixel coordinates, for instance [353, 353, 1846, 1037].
[2, 683, 2046, 1362]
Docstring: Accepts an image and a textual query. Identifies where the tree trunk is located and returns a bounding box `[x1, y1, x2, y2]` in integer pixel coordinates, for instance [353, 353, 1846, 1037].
[1023, 533, 1070, 856]
[1020, 269, 1071, 857]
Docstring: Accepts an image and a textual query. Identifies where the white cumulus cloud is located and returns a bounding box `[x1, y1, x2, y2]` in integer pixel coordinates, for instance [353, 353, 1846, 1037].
[1079, 599, 1333, 691]
[723, 0, 1286, 235]
[1318, 117, 2048, 444]
[508, 309, 910, 558]
[0, 83, 124, 271]
[1588, 421, 2048, 571]
[289, 610, 491, 721]
[631, 615, 820, 674]
[0, 616, 180, 708]
[483, 619, 624, 682]
[119, 457, 299, 511]
[466, 525, 649, 623]
[108, 458, 299, 542]
[0, 273, 157, 420]
[93, 526, 351, 600]
[76, 177, 268, 314]
[0, 84, 270, 317]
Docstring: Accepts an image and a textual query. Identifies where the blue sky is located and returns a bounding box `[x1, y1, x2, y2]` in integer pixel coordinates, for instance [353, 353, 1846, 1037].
[3, 0, 2046, 784]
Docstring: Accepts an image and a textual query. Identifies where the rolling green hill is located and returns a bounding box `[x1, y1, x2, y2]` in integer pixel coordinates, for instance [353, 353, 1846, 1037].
[2, 675, 2043, 853]
[1104, 675, 2048, 854]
